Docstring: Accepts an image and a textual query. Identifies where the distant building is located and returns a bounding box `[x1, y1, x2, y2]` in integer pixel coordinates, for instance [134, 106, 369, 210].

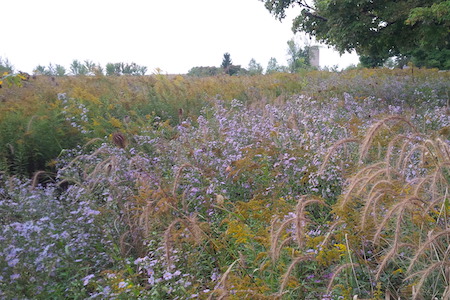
[309, 46, 320, 68]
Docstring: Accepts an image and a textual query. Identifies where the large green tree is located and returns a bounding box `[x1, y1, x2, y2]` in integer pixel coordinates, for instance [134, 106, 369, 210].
[261, 0, 450, 68]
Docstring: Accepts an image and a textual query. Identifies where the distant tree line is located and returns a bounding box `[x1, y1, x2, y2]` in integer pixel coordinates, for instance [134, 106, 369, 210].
[187, 38, 317, 77]
[32, 60, 147, 76]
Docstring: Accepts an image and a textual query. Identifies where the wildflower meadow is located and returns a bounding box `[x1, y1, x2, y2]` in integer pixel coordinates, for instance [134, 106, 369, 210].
[1, 68, 449, 299]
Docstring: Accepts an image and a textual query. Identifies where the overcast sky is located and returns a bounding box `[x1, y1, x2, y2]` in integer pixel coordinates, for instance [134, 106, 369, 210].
[2, 0, 359, 74]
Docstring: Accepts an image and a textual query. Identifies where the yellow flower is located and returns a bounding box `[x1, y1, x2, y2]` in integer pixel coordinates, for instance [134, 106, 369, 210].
[334, 243, 347, 257]
[109, 117, 122, 128]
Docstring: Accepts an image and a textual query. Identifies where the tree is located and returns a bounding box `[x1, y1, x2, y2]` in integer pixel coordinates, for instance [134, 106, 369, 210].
[33, 63, 67, 76]
[221, 53, 232, 69]
[105, 62, 147, 76]
[55, 64, 67, 76]
[407, 1, 450, 42]
[261, 0, 450, 69]
[84, 60, 97, 75]
[105, 63, 116, 76]
[287, 38, 311, 72]
[359, 55, 387, 68]
[220, 53, 242, 75]
[247, 58, 263, 75]
[266, 57, 286, 74]
[411, 48, 450, 69]
[226, 65, 242, 76]
[70, 60, 88, 76]
[33, 65, 48, 76]
[266, 57, 279, 74]
[187, 66, 221, 77]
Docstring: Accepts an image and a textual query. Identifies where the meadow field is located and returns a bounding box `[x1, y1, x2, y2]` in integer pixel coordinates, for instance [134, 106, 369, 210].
[1, 69, 449, 299]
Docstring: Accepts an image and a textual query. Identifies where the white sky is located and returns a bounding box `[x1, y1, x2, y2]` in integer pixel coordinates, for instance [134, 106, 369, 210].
[2, 0, 359, 74]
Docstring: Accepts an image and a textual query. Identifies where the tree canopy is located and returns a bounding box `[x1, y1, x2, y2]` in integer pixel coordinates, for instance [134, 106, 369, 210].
[261, 0, 450, 68]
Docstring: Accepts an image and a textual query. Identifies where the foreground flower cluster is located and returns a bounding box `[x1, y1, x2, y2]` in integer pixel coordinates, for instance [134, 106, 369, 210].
[1, 70, 450, 299]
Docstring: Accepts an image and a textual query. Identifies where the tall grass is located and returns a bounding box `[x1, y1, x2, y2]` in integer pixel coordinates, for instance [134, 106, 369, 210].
[317, 116, 450, 299]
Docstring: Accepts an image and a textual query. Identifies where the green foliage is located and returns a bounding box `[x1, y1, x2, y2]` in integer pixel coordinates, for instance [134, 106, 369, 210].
[227, 65, 243, 76]
[0, 72, 28, 89]
[55, 64, 67, 76]
[70, 59, 89, 75]
[407, 1, 450, 33]
[105, 63, 116, 76]
[105, 62, 147, 76]
[262, 0, 450, 69]
[0, 58, 22, 89]
[221, 52, 233, 69]
[411, 48, 450, 69]
[359, 55, 387, 68]
[287, 38, 313, 72]
[187, 66, 221, 77]
[247, 58, 263, 75]
[0, 57, 14, 74]
[266, 57, 286, 74]
[34, 63, 67, 76]
[0, 97, 84, 176]
[221, 53, 243, 76]
[33, 65, 47, 75]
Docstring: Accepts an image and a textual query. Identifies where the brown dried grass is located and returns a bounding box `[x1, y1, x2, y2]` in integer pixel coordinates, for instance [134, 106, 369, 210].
[322, 116, 450, 297]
